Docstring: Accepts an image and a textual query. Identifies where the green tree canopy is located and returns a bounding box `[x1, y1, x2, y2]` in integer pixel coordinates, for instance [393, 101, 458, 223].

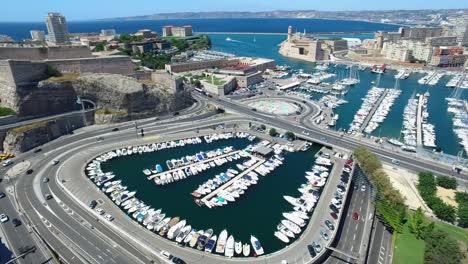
[269, 128, 277, 137]
[408, 207, 434, 240]
[424, 229, 463, 264]
[285, 131, 296, 140]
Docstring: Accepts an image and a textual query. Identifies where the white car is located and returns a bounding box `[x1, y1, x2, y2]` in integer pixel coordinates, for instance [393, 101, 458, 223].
[361, 185, 366, 192]
[160, 250, 172, 259]
[302, 131, 310, 136]
[96, 208, 104, 215]
[51, 159, 60, 165]
[0, 214, 8, 223]
[104, 214, 114, 221]
[2, 160, 13, 167]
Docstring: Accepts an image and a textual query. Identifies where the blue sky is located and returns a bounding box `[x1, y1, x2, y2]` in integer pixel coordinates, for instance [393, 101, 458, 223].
[2, 0, 467, 21]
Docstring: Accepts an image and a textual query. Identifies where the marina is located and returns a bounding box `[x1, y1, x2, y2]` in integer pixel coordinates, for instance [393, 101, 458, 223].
[85, 131, 326, 255]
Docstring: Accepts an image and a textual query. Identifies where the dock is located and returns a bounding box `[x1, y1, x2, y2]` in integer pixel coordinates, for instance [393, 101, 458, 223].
[358, 89, 389, 133]
[199, 156, 266, 206]
[148, 150, 241, 180]
[416, 94, 424, 146]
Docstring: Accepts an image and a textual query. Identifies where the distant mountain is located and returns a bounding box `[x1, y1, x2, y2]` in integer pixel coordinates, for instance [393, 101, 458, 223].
[103, 9, 468, 25]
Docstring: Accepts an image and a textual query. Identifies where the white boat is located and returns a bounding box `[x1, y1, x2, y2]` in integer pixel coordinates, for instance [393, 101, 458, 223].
[242, 243, 250, 257]
[281, 220, 301, 234]
[225, 235, 235, 257]
[204, 235, 217, 253]
[274, 231, 290, 243]
[175, 225, 192, 243]
[235, 241, 242, 255]
[167, 220, 186, 240]
[215, 229, 228, 254]
[250, 235, 264, 256]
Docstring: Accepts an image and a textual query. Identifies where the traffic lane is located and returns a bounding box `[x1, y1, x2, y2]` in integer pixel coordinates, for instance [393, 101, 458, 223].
[0, 187, 46, 264]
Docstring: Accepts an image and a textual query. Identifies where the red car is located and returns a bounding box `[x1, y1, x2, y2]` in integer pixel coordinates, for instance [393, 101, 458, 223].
[330, 212, 338, 220]
[353, 212, 359, 220]
[345, 160, 353, 165]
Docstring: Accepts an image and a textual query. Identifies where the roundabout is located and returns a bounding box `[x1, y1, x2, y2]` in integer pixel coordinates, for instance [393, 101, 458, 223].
[246, 99, 302, 116]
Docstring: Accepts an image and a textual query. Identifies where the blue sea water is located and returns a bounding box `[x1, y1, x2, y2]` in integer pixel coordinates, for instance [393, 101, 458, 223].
[0, 18, 398, 41]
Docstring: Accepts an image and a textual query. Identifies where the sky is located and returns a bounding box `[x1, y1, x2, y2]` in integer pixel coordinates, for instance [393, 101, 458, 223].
[1, 0, 467, 22]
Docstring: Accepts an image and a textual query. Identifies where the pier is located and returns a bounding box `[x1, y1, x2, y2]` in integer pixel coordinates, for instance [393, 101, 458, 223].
[358, 89, 389, 133]
[416, 94, 424, 146]
[199, 156, 266, 207]
[148, 150, 241, 180]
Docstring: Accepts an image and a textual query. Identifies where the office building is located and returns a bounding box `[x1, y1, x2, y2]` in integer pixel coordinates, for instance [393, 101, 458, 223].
[453, 15, 468, 45]
[30, 30, 46, 42]
[45, 12, 69, 44]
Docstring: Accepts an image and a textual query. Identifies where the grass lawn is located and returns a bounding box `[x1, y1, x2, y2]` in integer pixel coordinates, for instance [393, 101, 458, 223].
[393, 224, 425, 264]
[0, 107, 16, 117]
[203, 76, 226, 86]
[433, 221, 468, 252]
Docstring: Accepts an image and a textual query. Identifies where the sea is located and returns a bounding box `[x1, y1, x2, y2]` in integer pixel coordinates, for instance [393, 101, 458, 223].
[1, 18, 466, 156]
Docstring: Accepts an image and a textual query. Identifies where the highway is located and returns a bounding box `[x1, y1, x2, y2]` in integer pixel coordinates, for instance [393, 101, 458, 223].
[0, 91, 463, 264]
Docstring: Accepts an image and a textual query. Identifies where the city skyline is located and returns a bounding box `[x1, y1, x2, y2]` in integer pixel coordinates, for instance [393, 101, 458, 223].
[1, 0, 467, 22]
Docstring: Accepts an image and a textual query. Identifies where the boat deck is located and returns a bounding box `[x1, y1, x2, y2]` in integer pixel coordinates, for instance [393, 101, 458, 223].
[358, 89, 390, 133]
[416, 94, 424, 147]
[148, 150, 241, 180]
[200, 155, 266, 205]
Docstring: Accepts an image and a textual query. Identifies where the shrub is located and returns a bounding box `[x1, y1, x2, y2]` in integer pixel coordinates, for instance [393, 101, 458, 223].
[436, 176, 457, 190]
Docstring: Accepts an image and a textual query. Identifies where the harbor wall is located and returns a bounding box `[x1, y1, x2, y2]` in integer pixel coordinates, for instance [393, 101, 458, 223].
[0, 46, 92, 61]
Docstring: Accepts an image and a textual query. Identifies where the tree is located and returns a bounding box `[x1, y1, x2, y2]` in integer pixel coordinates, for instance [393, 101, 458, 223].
[455, 192, 468, 227]
[269, 128, 277, 137]
[94, 41, 108, 52]
[285, 131, 295, 140]
[408, 207, 434, 239]
[168, 38, 189, 52]
[436, 176, 457, 189]
[424, 230, 463, 264]
[259, 124, 266, 131]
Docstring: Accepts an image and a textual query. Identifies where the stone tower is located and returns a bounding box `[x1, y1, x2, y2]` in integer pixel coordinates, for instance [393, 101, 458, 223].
[288, 26, 293, 41]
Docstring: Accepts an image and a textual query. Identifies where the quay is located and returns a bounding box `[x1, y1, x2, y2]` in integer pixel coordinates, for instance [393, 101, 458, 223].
[416, 94, 424, 146]
[148, 150, 241, 180]
[199, 156, 266, 207]
[358, 89, 390, 133]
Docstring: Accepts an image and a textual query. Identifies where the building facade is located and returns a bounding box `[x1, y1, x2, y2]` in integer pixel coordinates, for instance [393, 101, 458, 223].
[30, 30, 46, 42]
[45, 12, 69, 44]
[453, 15, 468, 45]
[162, 26, 193, 38]
[382, 42, 410, 62]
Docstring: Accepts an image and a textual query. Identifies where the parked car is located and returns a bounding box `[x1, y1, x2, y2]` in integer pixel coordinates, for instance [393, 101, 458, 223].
[12, 218, 21, 227]
[0, 214, 8, 223]
[171, 257, 186, 264]
[361, 185, 366, 192]
[320, 229, 330, 241]
[96, 208, 105, 215]
[330, 212, 338, 220]
[329, 204, 339, 214]
[324, 220, 335, 231]
[0, 192, 5, 199]
[104, 214, 114, 221]
[160, 250, 173, 260]
[312, 241, 322, 253]
[307, 245, 317, 257]
[353, 212, 359, 221]
[33, 148, 42, 153]
[88, 200, 97, 209]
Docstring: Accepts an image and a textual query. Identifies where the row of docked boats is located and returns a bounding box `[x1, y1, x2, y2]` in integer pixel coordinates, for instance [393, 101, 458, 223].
[85, 145, 265, 258]
[150, 147, 242, 185]
[446, 74, 465, 88]
[394, 69, 411, 80]
[421, 93, 437, 148]
[274, 153, 333, 244]
[418, 71, 444, 86]
[200, 153, 285, 209]
[203, 132, 256, 143]
[349, 87, 386, 133]
[364, 89, 401, 134]
[446, 98, 468, 154]
[401, 96, 418, 150]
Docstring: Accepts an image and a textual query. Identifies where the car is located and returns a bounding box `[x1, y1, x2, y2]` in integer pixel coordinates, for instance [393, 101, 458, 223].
[104, 214, 114, 221]
[353, 212, 359, 220]
[88, 200, 97, 209]
[282, 260, 289, 264]
[96, 137, 104, 142]
[343, 167, 352, 173]
[361, 185, 366, 192]
[173, 112, 180, 116]
[320, 229, 330, 241]
[45, 194, 53, 200]
[2, 159, 13, 167]
[251, 108, 257, 111]
[111, 127, 120, 132]
[12, 218, 21, 227]
[51, 159, 60, 165]
[26, 169, 34, 175]
[391, 159, 400, 165]
[302, 131, 310, 136]
[312, 241, 322, 253]
[0, 214, 8, 223]
[330, 212, 338, 220]
[329, 204, 339, 214]
[324, 220, 335, 231]
[42, 177, 49, 183]
[96, 208, 105, 215]
[0, 192, 5, 199]
[171, 257, 186, 264]
[33, 148, 42, 153]
[307, 245, 317, 257]
[160, 250, 173, 260]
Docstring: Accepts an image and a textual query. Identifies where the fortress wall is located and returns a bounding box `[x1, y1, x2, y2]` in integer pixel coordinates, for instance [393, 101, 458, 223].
[47, 56, 134, 75]
[0, 46, 92, 60]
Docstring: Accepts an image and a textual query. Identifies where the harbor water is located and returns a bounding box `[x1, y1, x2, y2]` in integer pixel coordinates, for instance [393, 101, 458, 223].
[101, 137, 322, 254]
[208, 34, 467, 156]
